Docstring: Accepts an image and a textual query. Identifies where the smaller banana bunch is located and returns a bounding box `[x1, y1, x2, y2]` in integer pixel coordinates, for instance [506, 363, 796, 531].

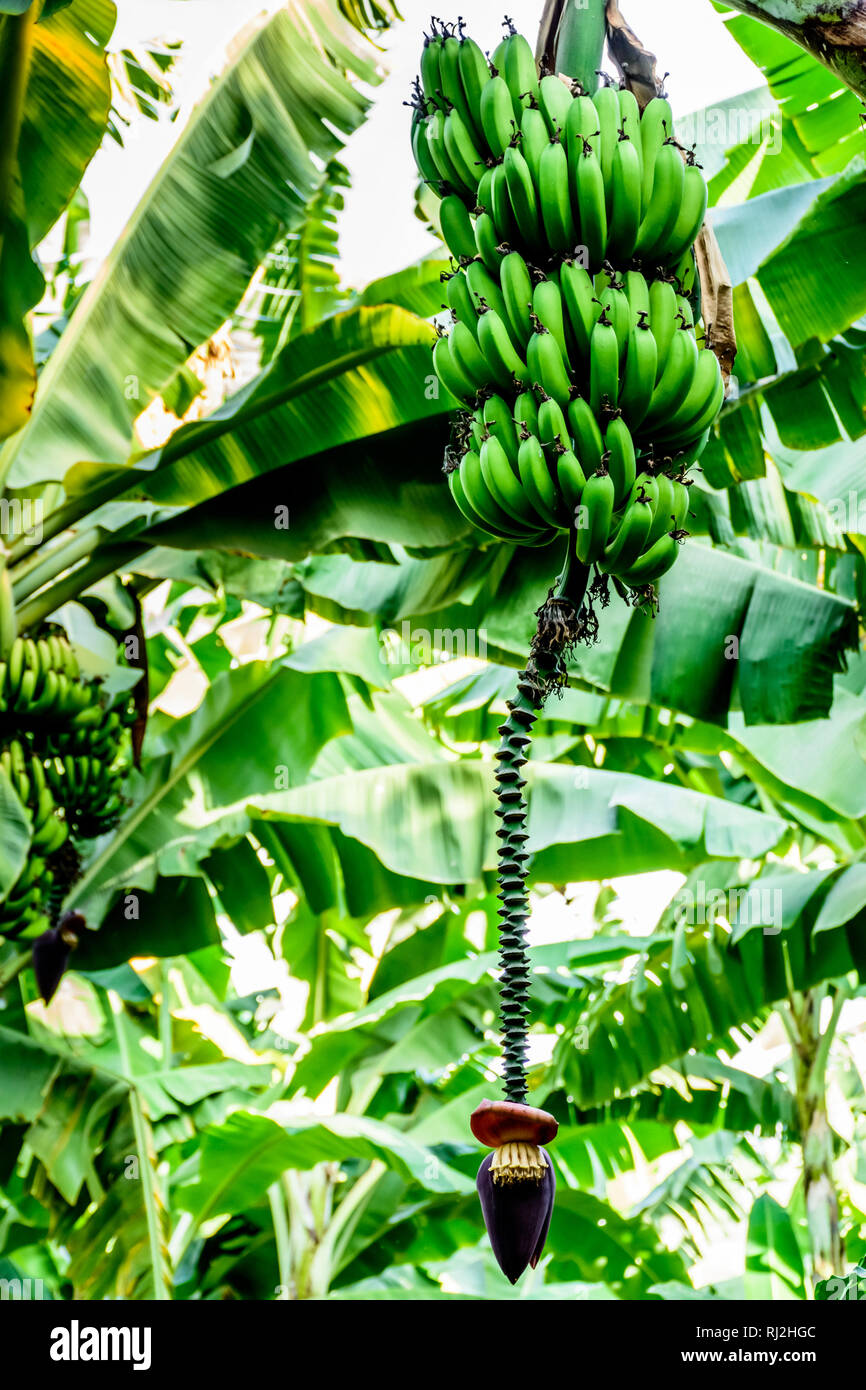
[0, 633, 131, 942]
[410, 17, 726, 597]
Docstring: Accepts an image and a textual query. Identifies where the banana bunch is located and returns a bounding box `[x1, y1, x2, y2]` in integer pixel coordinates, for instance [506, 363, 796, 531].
[0, 631, 132, 940]
[413, 17, 726, 595]
[44, 752, 125, 839]
[412, 19, 708, 274]
[0, 740, 67, 937]
[0, 634, 92, 718]
[34, 703, 126, 762]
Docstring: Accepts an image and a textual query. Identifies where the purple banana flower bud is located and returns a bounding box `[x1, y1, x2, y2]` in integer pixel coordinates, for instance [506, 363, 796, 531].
[477, 1144, 555, 1284]
[32, 911, 83, 1004]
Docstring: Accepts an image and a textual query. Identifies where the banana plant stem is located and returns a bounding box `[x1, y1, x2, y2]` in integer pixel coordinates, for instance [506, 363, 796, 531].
[6, 472, 133, 566]
[15, 542, 149, 631]
[0, 947, 32, 991]
[11, 528, 101, 604]
[552, 0, 607, 92]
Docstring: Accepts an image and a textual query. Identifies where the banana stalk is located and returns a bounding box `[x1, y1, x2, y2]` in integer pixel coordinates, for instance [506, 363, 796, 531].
[550, 0, 607, 94]
[493, 540, 589, 1102]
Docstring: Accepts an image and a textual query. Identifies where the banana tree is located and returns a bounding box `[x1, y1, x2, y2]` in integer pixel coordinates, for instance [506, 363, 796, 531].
[2, 0, 866, 1302]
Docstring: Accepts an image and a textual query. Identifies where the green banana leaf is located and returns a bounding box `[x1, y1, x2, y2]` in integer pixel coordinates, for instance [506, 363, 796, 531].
[723, 9, 866, 176]
[250, 758, 789, 886]
[558, 866, 866, 1107]
[745, 1194, 807, 1299]
[176, 1108, 474, 1231]
[0, 0, 379, 489]
[236, 158, 350, 355]
[712, 161, 866, 346]
[20, 0, 114, 245]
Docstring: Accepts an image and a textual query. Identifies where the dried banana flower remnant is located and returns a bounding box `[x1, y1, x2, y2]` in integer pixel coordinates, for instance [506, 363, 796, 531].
[477, 1145, 556, 1284]
[32, 910, 83, 1004]
[491, 1141, 548, 1184]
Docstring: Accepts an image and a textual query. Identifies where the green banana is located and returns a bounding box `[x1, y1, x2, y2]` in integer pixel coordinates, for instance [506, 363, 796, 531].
[537, 396, 571, 453]
[589, 310, 619, 416]
[661, 159, 708, 264]
[475, 211, 504, 273]
[457, 35, 492, 147]
[519, 105, 550, 186]
[433, 333, 477, 403]
[461, 447, 534, 536]
[466, 259, 511, 326]
[607, 134, 641, 262]
[476, 164, 495, 213]
[605, 416, 636, 503]
[444, 109, 485, 190]
[569, 135, 607, 272]
[635, 140, 685, 262]
[660, 349, 724, 445]
[646, 472, 677, 546]
[622, 270, 650, 323]
[671, 479, 692, 529]
[532, 278, 569, 361]
[565, 94, 601, 161]
[619, 316, 658, 429]
[450, 320, 496, 390]
[619, 533, 680, 586]
[617, 87, 643, 166]
[555, 448, 587, 514]
[600, 491, 654, 571]
[592, 83, 620, 196]
[500, 250, 534, 349]
[483, 393, 521, 465]
[639, 96, 674, 213]
[674, 248, 697, 297]
[641, 327, 698, 432]
[513, 390, 540, 440]
[538, 135, 578, 254]
[648, 278, 679, 381]
[477, 308, 530, 390]
[498, 29, 539, 119]
[420, 31, 445, 109]
[527, 330, 573, 408]
[559, 259, 596, 361]
[595, 274, 630, 359]
[426, 107, 469, 195]
[568, 395, 604, 476]
[538, 74, 573, 136]
[440, 193, 478, 262]
[449, 464, 512, 541]
[440, 34, 478, 136]
[503, 144, 544, 251]
[490, 159, 520, 244]
[517, 431, 563, 529]
[575, 466, 615, 563]
[446, 267, 478, 330]
[411, 112, 441, 189]
[480, 434, 543, 530]
[480, 75, 517, 158]
[676, 294, 695, 331]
